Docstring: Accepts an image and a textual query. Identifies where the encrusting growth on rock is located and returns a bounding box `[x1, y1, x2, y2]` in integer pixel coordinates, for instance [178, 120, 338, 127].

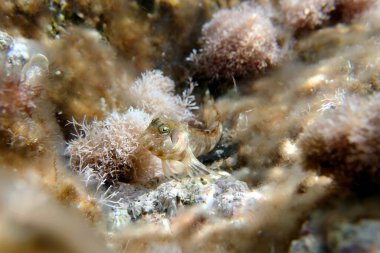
[190, 2, 283, 79]
[127, 70, 197, 122]
[335, 0, 375, 23]
[279, 0, 375, 31]
[279, 0, 335, 30]
[46, 27, 131, 121]
[0, 30, 62, 154]
[67, 108, 156, 185]
[298, 93, 380, 187]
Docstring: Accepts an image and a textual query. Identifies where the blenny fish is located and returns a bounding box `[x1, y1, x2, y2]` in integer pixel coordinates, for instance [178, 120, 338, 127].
[139, 110, 222, 179]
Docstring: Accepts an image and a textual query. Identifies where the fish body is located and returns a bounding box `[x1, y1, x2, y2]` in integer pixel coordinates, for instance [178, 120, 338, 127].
[140, 117, 222, 179]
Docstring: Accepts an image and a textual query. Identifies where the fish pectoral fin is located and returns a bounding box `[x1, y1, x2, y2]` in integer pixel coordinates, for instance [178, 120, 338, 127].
[184, 150, 210, 176]
[169, 174, 182, 181]
[189, 159, 210, 176]
[161, 150, 210, 180]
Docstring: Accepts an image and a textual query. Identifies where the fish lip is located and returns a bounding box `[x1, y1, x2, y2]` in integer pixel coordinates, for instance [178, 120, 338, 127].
[170, 130, 177, 144]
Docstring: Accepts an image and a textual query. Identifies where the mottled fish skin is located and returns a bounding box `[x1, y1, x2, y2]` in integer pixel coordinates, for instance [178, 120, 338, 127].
[139, 116, 222, 179]
[189, 123, 223, 157]
[190, 91, 223, 157]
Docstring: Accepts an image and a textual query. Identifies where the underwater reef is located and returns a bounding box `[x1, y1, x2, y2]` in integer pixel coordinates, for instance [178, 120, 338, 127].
[1, 0, 380, 252]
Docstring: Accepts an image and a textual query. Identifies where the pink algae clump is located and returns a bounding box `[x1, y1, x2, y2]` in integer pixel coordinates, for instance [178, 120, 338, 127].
[298, 94, 380, 187]
[192, 3, 283, 79]
[335, 0, 375, 23]
[127, 70, 197, 122]
[279, 0, 335, 30]
[67, 108, 157, 185]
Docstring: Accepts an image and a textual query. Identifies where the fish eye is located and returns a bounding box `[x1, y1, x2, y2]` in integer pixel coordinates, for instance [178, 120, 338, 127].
[158, 124, 170, 135]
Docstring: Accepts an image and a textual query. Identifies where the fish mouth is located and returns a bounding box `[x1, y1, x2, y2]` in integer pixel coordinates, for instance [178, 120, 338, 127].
[170, 130, 178, 144]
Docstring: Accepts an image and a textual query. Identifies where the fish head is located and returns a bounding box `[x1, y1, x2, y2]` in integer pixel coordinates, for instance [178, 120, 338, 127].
[139, 117, 189, 159]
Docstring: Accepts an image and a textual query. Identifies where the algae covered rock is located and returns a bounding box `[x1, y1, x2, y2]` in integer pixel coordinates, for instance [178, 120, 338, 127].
[105, 171, 249, 229]
[290, 205, 380, 253]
